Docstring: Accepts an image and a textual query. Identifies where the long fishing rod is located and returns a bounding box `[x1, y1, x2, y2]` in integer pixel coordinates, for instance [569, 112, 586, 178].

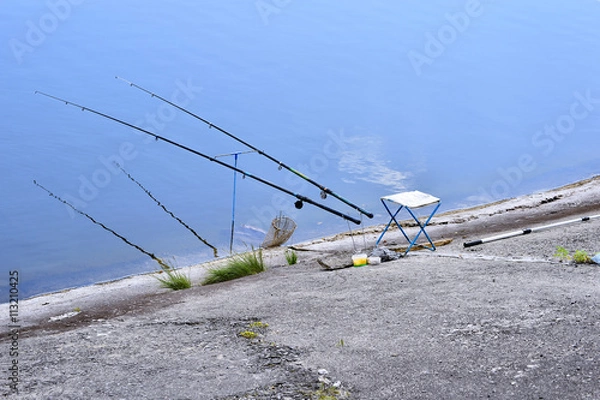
[35, 91, 362, 225]
[463, 214, 600, 247]
[34, 180, 171, 271]
[115, 163, 219, 257]
[115, 76, 374, 219]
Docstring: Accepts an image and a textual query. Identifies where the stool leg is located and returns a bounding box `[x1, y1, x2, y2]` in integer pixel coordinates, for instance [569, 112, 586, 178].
[420, 202, 441, 250]
[376, 201, 406, 246]
[404, 202, 441, 254]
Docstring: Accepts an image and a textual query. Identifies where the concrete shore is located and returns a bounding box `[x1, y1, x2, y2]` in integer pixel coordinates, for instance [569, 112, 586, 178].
[2, 176, 600, 399]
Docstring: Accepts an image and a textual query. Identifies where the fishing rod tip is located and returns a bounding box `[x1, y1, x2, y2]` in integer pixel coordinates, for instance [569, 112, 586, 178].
[115, 76, 133, 86]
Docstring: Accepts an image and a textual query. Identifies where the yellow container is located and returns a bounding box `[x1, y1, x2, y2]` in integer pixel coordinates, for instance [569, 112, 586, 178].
[352, 254, 368, 267]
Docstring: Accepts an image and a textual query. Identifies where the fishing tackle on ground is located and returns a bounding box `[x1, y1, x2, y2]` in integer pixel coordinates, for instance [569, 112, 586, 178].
[463, 214, 600, 247]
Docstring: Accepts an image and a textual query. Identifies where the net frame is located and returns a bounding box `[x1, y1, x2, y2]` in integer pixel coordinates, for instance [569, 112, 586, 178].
[262, 214, 297, 248]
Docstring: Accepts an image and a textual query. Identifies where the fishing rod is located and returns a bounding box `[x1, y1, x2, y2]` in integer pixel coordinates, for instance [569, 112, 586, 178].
[115, 76, 374, 219]
[35, 91, 362, 225]
[34, 180, 171, 271]
[116, 163, 219, 257]
[463, 214, 600, 248]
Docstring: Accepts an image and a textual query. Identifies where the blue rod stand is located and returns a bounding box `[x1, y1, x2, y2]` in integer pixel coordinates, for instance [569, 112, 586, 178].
[215, 150, 256, 254]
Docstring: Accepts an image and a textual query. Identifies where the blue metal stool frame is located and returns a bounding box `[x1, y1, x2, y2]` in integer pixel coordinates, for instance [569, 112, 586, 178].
[376, 191, 441, 255]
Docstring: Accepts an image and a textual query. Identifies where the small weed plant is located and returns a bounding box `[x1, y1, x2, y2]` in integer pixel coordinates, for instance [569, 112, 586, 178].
[202, 248, 265, 285]
[554, 246, 570, 261]
[239, 330, 258, 339]
[573, 250, 592, 264]
[305, 383, 348, 400]
[553, 246, 595, 264]
[285, 249, 298, 265]
[239, 320, 269, 340]
[249, 321, 269, 329]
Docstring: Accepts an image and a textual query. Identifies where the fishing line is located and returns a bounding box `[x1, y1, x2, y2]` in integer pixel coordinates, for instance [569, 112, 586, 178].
[33, 180, 170, 271]
[115, 163, 218, 257]
[35, 91, 362, 225]
[360, 214, 368, 251]
[347, 219, 358, 253]
[115, 76, 374, 219]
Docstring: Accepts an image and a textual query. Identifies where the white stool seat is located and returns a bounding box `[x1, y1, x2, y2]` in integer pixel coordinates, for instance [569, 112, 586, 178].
[381, 191, 440, 209]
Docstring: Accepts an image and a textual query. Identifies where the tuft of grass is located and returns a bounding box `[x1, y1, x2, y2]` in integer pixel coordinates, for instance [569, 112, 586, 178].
[155, 261, 192, 290]
[285, 248, 298, 265]
[202, 248, 265, 285]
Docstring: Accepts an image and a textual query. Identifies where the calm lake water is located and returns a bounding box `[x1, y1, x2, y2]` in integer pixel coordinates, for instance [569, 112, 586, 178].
[2, 1, 599, 298]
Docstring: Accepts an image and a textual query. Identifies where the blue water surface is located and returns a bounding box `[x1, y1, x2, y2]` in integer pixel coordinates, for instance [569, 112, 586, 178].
[1, 0, 599, 298]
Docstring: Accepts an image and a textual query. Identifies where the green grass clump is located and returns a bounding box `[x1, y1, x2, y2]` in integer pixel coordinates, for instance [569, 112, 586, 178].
[202, 248, 265, 285]
[155, 262, 192, 290]
[153, 258, 192, 290]
[573, 250, 592, 264]
[285, 249, 298, 265]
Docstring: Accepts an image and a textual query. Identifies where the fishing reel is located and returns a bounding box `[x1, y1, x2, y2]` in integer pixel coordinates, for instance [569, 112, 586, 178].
[294, 200, 304, 209]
